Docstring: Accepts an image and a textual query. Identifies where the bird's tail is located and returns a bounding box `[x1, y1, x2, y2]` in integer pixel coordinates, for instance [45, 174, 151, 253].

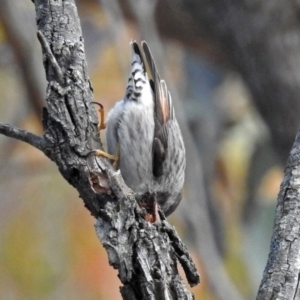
[124, 41, 148, 102]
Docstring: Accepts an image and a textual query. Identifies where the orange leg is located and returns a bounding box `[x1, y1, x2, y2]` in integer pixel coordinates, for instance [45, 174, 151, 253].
[90, 102, 120, 169]
[91, 102, 106, 131]
[112, 144, 120, 169]
[89, 144, 120, 170]
[91, 150, 115, 160]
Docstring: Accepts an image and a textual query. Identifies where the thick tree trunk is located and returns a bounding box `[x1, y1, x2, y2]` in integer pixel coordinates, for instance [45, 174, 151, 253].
[0, 0, 199, 299]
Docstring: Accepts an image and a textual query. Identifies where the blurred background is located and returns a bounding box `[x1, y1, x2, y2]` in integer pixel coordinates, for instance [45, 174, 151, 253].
[1, 0, 299, 299]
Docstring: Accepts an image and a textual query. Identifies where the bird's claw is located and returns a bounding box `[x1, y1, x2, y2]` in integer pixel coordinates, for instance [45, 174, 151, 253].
[88, 149, 119, 170]
[91, 102, 106, 131]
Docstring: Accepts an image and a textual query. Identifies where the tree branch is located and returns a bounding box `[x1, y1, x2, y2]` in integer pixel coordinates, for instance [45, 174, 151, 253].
[0, 122, 46, 152]
[0, 0, 200, 298]
[256, 128, 300, 299]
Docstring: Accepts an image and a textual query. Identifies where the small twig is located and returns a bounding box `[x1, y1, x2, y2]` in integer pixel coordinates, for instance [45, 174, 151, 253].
[0, 122, 46, 152]
[162, 221, 200, 287]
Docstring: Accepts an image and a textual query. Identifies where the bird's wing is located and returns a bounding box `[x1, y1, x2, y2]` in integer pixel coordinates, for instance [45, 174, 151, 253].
[142, 41, 174, 178]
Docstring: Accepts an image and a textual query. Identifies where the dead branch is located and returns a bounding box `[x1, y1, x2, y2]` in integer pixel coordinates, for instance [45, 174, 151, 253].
[0, 0, 200, 298]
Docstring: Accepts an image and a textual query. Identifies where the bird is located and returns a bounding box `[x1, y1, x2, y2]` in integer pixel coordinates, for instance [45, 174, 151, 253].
[91, 41, 185, 217]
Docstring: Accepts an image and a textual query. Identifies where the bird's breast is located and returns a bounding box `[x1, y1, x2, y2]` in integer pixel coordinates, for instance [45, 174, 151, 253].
[117, 102, 155, 192]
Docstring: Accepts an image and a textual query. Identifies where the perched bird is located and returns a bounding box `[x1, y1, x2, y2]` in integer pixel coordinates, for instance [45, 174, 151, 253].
[93, 41, 185, 216]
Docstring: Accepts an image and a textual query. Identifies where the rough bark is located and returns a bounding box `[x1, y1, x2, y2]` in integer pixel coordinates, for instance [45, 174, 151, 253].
[0, 0, 199, 299]
[256, 129, 300, 299]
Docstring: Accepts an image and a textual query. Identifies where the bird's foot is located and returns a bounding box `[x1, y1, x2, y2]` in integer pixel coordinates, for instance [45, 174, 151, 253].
[92, 102, 106, 131]
[88, 149, 119, 170]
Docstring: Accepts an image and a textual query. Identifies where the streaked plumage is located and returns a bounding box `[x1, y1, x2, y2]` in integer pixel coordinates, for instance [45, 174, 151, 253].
[106, 41, 185, 216]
